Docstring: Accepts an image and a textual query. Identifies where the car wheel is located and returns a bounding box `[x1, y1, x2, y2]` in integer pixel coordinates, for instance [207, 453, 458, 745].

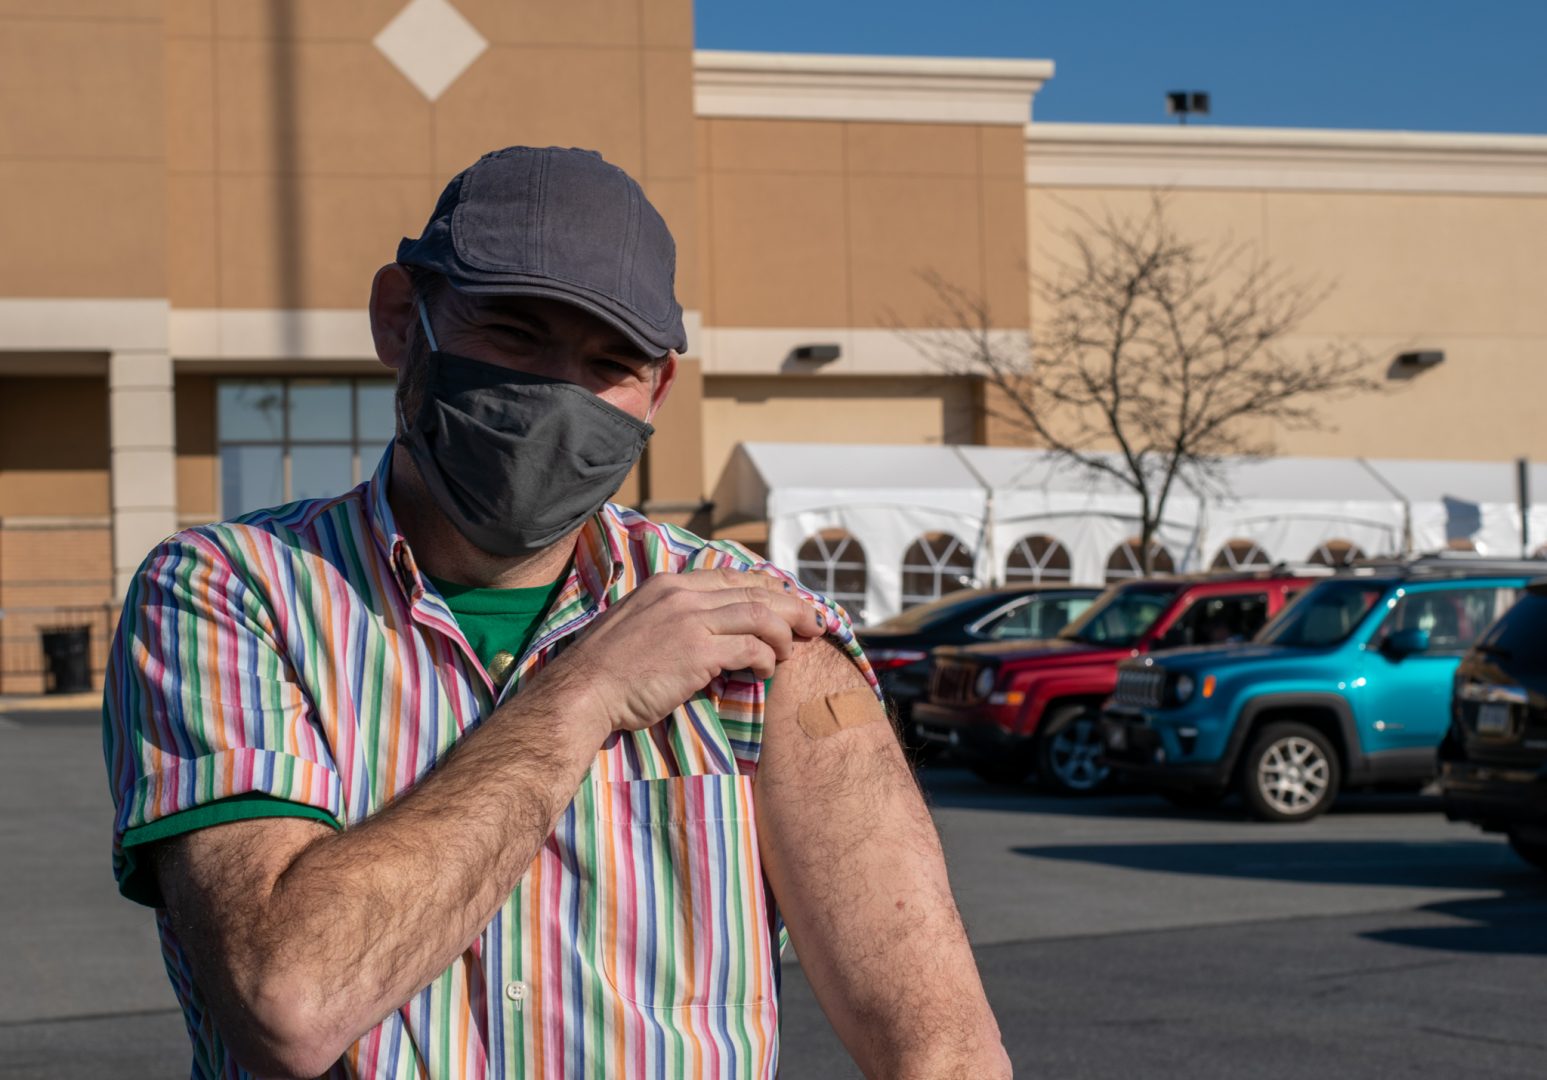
[1239, 721, 1340, 823]
[1161, 788, 1228, 811]
[1035, 705, 1111, 796]
[967, 750, 1035, 787]
[1507, 831, 1547, 873]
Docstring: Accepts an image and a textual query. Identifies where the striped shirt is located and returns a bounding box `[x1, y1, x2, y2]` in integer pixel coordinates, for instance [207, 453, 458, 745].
[103, 448, 875, 1079]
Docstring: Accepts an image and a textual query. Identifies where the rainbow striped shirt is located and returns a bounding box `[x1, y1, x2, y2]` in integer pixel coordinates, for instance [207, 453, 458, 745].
[103, 449, 874, 1079]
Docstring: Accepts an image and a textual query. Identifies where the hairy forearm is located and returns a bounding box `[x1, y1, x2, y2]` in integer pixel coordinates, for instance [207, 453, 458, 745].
[180, 666, 609, 1074]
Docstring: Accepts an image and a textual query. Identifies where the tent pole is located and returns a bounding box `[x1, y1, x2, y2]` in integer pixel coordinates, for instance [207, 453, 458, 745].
[1358, 458, 1413, 556]
[953, 446, 998, 587]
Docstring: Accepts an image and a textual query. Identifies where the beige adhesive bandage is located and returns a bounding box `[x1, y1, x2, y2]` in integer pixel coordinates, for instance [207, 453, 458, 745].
[797, 688, 884, 739]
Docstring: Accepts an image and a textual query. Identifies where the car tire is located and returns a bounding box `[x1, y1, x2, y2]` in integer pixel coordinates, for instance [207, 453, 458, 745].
[1161, 788, 1228, 811]
[1239, 721, 1341, 823]
[1035, 704, 1111, 796]
[1507, 831, 1547, 873]
[967, 750, 1035, 787]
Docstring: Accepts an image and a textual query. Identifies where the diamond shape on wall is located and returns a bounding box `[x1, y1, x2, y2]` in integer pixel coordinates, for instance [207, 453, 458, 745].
[374, 0, 488, 102]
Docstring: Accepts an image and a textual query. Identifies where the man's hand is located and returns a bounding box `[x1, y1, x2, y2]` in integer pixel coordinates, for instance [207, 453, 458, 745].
[756, 639, 1010, 1079]
[543, 567, 827, 734]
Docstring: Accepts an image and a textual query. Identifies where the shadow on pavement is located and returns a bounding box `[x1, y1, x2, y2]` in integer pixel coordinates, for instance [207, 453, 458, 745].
[1014, 838, 1547, 891]
[1362, 891, 1547, 957]
[0, 708, 101, 729]
[919, 766, 1442, 820]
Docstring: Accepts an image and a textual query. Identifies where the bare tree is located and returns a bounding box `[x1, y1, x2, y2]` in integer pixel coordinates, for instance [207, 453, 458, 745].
[913, 193, 1383, 573]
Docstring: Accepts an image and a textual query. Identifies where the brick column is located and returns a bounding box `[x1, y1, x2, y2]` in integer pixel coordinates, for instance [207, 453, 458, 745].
[109, 351, 177, 598]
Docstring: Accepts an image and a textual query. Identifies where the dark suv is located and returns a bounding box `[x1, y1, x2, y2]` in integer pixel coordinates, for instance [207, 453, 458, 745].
[857, 585, 1101, 759]
[1441, 579, 1547, 871]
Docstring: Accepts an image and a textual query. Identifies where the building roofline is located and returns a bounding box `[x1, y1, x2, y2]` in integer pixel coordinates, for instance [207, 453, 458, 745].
[1027, 122, 1547, 154]
[694, 50, 1054, 126]
[1025, 122, 1547, 195]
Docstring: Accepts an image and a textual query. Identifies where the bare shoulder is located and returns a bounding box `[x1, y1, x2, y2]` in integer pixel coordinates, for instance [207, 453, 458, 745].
[760, 638, 903, 806]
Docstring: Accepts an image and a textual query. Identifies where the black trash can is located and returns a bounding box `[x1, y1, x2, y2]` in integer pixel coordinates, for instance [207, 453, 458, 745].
[41, 625, 92, 694]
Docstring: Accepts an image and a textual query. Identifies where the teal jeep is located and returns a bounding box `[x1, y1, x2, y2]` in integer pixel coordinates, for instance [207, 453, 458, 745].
[1100, 561, 1534, 821]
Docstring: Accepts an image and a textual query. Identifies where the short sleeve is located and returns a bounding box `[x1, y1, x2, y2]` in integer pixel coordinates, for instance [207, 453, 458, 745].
[684, 540, 880, 774]
[103, 532, 345, 906]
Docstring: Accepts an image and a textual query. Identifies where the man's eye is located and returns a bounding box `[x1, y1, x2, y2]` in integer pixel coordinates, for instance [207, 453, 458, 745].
[495, 325, 537, 344]
[597, 359, 641, 379]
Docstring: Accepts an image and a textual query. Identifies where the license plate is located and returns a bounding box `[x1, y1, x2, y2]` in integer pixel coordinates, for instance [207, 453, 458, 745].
[1106, 724, 1128, 751]
[1477, 702, 1511, 736]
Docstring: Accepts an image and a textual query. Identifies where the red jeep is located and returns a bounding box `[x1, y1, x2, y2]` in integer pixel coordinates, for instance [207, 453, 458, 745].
[912, 571, 1317, 793]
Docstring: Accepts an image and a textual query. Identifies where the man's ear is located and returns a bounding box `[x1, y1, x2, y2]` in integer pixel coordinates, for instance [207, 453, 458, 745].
[647, 351, 679, 422]
[369, 263, 416, 372]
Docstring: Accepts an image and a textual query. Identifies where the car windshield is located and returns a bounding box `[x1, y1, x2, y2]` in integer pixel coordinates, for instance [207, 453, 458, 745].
[870, 590, 998, 632]
[1256, 580, 1388, 647]
[1060, 586, 1177, 647]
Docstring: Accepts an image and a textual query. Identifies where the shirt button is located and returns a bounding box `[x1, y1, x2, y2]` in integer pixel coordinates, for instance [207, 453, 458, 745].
[489, 651, 517, 687]
[505, 980, 528, 1003]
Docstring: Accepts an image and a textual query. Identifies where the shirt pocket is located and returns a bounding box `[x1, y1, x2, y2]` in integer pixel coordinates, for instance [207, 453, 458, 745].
[595, 773, 775, 1009]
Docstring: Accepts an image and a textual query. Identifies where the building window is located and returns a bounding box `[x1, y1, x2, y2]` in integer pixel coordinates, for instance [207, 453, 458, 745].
[901, 532, 976, 609]
[1211, 539, 1272, 572]
[1105, 538, 1175, 583]
[1004, 534, 1073, 583]
[795, 529, 868, 619]
[218, 377, 396, 518]
[1308, 539, 1365, 568]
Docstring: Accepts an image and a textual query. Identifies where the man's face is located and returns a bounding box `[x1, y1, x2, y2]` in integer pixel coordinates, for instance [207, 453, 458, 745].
[402, 285, 671, 426]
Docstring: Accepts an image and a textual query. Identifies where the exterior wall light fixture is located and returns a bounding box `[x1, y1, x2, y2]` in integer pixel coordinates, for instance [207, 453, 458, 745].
[789, 344, 841, 364]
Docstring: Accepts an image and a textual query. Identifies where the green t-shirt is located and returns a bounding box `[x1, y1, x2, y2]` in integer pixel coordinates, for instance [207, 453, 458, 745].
[426, 573, 569, 674]
[115, 573, 568, 907]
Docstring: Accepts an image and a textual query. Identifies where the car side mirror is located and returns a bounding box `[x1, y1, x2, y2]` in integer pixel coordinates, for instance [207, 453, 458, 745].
[1382, 627, 1431, 657]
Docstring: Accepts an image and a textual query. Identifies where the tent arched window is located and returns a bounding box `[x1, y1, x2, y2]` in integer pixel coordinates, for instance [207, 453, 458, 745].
[1211, 539, 1272, 572]
[1309, 539, 1365, 568]
[795, 529, 868, 618]
[901, 532, 976, 608]
[1004, 534, 1073, 584]
[1105, 538, 1175, 583]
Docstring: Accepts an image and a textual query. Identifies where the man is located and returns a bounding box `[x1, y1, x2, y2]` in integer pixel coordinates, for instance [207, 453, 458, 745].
[104, 146, 1007, 1079]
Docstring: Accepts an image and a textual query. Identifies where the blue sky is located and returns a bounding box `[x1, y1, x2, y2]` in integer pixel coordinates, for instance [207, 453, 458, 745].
[695, 0, 1547, 134]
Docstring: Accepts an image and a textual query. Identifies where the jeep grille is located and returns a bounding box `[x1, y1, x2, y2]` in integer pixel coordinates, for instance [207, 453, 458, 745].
[930, 659, 983, 704]
[1113, 667, 1165, 709]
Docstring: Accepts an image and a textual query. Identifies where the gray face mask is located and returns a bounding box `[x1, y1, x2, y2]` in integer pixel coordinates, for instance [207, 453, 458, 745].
[399, 298, 654, 557]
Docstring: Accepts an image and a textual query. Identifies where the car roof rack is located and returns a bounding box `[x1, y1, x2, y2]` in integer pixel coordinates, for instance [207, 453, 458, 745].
[1117, 564, 1334, 587]
[1343, 551, 1547, 580]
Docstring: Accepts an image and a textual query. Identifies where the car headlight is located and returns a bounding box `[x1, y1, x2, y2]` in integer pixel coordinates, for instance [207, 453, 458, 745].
[974, 667, 997, 700]
[1173, 674, 1195, 705]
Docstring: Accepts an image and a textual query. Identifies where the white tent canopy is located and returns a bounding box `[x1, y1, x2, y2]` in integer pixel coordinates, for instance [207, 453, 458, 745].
[712, 443, 1539, 625]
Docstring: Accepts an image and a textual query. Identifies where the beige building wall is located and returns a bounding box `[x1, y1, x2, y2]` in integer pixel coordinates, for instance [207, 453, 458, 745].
[0, 373, 113, 693]
[691, 53, 1051, 504]
[697, 118, 1029, 331]
[163, 0, 696, 312]
[701, 374, 979, 486]
[1025, 128, 1547, 462]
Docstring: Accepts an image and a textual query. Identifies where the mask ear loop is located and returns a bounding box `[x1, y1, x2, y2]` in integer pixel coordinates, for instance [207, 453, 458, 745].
[415, 293, 441, 352]
[397, 293, 440, 438]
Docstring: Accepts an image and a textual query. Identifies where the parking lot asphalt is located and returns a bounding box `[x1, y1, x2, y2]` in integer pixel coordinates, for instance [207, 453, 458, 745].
[4, 708, 1545, 1079]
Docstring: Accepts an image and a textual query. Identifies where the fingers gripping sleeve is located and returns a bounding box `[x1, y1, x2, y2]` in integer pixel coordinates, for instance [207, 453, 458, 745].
[686, 541, 881, 773]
